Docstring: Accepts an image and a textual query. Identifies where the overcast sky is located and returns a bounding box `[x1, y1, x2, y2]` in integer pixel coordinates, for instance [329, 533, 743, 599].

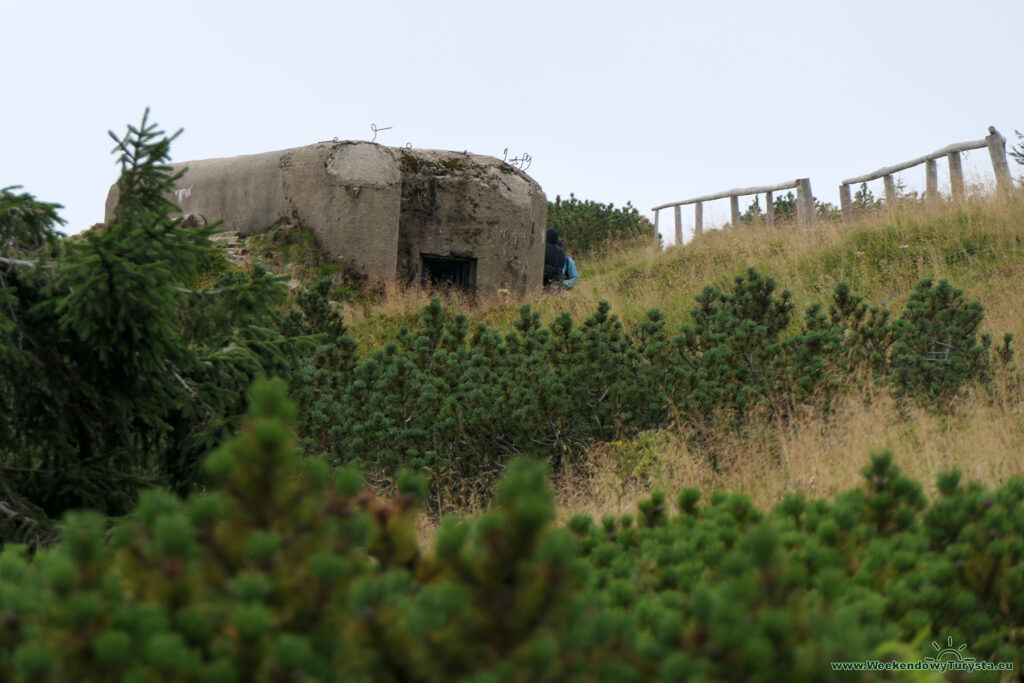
[3, 0, 1022, 245]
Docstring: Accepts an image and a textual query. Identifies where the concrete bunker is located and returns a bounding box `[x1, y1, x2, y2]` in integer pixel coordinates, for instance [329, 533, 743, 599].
[103, 141, 547, 297]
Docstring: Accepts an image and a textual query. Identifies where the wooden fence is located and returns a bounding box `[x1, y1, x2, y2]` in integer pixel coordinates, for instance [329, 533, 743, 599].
[653, 127, 1013, 243]
[652, 178, 816, 245]
[838, 127, 1012, 222]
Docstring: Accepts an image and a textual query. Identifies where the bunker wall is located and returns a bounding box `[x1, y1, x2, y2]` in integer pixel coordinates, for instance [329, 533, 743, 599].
[103, 141, 545, 294]
[397, 153, 545, 297]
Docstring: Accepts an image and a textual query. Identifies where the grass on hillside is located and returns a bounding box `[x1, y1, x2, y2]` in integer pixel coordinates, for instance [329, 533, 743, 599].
[551, 377, 1024, 525]
[336, 192, 1024, 532]
[343, 192, 1024, 349]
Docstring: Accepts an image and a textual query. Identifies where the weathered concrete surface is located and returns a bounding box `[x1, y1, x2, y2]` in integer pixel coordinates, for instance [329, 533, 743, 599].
[106, 142, 401, 284]
[103, 141, 546, 295]
[397, 149, 546, 297]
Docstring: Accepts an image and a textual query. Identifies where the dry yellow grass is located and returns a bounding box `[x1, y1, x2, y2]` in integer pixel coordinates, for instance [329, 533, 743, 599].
[413, 380, 1024, 545]
[550, 379, 1024, 526]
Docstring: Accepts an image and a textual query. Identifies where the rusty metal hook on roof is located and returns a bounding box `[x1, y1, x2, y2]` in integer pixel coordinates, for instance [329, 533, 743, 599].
[502, 148, 532, 171]
[370, 123, 392, 143]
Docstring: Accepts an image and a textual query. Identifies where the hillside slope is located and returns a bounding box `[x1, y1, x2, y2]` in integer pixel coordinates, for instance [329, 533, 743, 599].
[551, 196, 1024, 519]
[328, 194, 1024, 521]
[205, 194, 1024, 520]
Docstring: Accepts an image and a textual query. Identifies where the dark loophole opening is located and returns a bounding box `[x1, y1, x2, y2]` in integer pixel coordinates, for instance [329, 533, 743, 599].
[420, 254, 477, 291]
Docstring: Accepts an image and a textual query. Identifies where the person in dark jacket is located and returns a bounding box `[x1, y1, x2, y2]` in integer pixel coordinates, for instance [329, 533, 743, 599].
[543, 228, 568, 287]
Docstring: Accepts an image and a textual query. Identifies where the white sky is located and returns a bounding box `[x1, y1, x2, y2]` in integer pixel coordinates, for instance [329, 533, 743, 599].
[2, 0, 1022, 245]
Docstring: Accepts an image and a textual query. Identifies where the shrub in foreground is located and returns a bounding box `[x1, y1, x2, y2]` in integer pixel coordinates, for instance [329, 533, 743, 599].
[1, 380, 1021, 681]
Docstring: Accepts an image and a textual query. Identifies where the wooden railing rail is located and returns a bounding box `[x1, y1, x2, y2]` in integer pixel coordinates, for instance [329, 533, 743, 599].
[838, 126, 1012, 222]
[652, 178, 815, 245]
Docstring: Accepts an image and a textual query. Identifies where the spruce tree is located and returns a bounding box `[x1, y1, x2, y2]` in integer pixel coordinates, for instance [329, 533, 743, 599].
[0, 111, 307, 546]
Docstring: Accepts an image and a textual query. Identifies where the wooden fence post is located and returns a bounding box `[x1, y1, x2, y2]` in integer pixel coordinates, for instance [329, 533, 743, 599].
[795, 178, 816, 229]
[884, 175, 897, 205]
[948, 152, 964, 201]
[839, 183, 852, 223]
[654, 179, 805, 238]
[986, 126, 1012, 194]
[925, 159, 939, 203]
[674, 205, 682, 245]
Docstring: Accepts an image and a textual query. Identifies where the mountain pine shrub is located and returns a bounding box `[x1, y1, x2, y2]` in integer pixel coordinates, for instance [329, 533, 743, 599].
[889, 278, 1011, 402]
[546, 194, 655, 256]
[287, 267, 1011, 503]
[2, 379, 1021, 680]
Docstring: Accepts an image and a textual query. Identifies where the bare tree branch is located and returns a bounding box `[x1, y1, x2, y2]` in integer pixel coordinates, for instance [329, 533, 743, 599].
[0, 256, 42, 269]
